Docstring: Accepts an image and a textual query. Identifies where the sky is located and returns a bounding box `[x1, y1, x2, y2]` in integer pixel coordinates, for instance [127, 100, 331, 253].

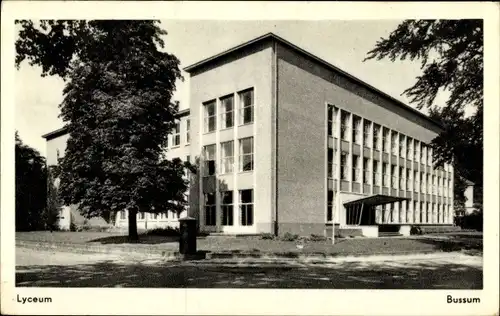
[15, 20, 435, 157]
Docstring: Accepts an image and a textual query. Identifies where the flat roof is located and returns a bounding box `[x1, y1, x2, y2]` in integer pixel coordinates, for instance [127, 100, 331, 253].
[184, 32, 443, 130]
[344, 194, 410, 207]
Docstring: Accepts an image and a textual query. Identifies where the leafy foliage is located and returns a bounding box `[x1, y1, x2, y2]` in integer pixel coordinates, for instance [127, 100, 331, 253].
[15, 132, 58, 231]
[16, 20, 188, 240]
[365, 20, 483, 202]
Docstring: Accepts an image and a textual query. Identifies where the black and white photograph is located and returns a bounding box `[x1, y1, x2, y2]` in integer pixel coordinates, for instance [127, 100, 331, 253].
[1, 2, 498, 315]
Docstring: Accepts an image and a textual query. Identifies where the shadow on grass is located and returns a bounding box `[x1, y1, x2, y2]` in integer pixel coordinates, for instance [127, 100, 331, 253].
[87, 234, 179, 245]
[415, 237, 482, 255]
[16, 259, 483, 289]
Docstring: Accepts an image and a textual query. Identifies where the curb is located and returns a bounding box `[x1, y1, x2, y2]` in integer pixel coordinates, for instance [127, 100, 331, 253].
[16, 240, 479, 263]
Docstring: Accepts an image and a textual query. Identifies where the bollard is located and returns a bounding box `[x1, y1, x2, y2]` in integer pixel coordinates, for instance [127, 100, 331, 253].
[179, 217, 197, 255]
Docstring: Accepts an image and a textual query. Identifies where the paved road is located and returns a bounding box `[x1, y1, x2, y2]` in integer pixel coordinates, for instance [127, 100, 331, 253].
[16, 247, 482, 289]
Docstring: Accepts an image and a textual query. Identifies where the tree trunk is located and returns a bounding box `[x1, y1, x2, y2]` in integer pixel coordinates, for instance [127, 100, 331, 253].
[128, 209, 139, 242]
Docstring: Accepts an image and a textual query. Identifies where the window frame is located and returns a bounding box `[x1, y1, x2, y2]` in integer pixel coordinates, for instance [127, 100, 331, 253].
[239, 137, 254, 172]
[172, 121, 181, 147]
[220, 94, 235, 129]
[239, 189, 254, 226]
[363, 120, 372, 148]
[203, 100, 217, 133]
[204, 193, 216, 226]
[352, 154, 361, 183]
[220, 141, 234, 174]
[239, 89, 254, 125]
[203, 144, 216, 176]
[221, 191, 234, 226]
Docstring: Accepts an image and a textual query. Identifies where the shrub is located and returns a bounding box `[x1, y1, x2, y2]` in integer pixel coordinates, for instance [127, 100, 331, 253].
[260, 233, 275, 240]
[410, 225, 422, 235]
[310, 234, 327, 242]
[146, 227, 180, 236]
[281, 232, 299, 242]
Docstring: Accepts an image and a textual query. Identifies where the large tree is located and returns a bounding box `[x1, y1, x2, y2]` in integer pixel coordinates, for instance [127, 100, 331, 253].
[16, 20, 189, 240]
[15, 132, 57, 231]
[365, 19, 483, 199]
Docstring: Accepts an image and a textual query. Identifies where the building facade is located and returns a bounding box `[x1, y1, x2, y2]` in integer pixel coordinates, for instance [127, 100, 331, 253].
[43, 33, 455, 236]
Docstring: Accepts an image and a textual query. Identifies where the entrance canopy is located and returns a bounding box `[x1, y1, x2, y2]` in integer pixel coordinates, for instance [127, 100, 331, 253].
[344, 194, 410, 207]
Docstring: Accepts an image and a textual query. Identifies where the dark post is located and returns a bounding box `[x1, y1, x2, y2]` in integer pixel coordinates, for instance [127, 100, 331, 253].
[179, 217, 197, 255]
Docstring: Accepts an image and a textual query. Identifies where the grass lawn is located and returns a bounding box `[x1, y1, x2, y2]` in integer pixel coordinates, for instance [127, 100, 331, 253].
[16, 231, 482, 256]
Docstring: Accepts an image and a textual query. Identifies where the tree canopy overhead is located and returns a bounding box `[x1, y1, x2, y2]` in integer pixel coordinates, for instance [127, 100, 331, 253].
[365, 20, 483, 188]
[16, 20, 188, 240]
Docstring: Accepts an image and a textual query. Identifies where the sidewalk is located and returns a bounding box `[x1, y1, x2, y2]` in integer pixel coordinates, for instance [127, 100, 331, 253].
[16, 238, 481, 263]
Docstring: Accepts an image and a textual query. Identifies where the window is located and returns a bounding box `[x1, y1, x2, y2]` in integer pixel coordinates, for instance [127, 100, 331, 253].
[422, 173, 427, 192]
[138, 212, 145, 220]
[173, 121, 181, 146]
[363, 158, 371, 184]
[428, 147, 432, 165]
[352, 116, 361, 145]
[203, 144, 216, 176]
[391, 132, 398, 155]
[427, 174, 432, 193]
[373, 160, 381, 186]
[406, 200, 411, 222]
[399, 135, 405, 157]
[414, 141, 420, 162]
[438, 177, 442, 196]
[328, 148, 336, 179]
[239, 89, 254, 125]
[327, 191, 335, 222]
[352, 155, 361, 182]
[120, 211, 126, 220]
[239, 137, 254, 172]
[327, 105, 338, 138]
[413, 201, 418, 222]
[373, 124, 381, 150]
[421, 144, 426, 163]
[363, 120, 372, 148]
[221, 191, 233, 226]
[220, 95, 234, 129]
[240, 189, 254, 226]
[382, 128, 390, 153]
[220, 141, 234, 174]
[399, 166, 405, 190]
[427, 202, 431, 223]
[152, 213, 158, 220]
[203, 101, 216, 133]
[406, 168, 412, 190]
[340, 151, 348, 180]
[391, 164, 397, 189]
[328, 106, 333, 137]
[414, 171, 419, 192]
[204, 193, 216, 226]
[186, 155, 190, 163]
[382, 163, 389, 187]
[390, 203, 395, 223]
[340, 111, 350, 141]
[420, 202, 424, 222]
[433, 175, 437, 194]
[407, 138, 413, 160]
[186, 119, 190, 144]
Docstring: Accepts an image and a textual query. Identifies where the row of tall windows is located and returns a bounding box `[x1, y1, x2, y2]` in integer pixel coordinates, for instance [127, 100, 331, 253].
[327, 105, 446, 167]
[204, 189, 254, 226]
[328, 152, 449, 197]
[203, 88, 254, 133]
[203, 137, 254, 176]
[375, 202, 452, 224]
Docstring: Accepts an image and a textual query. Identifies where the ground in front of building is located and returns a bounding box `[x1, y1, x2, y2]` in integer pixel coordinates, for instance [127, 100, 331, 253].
[15, 247, 482, 289]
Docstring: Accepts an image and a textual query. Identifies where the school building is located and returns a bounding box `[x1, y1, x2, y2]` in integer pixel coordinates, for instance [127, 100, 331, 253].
[43, 33, 455, 237]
